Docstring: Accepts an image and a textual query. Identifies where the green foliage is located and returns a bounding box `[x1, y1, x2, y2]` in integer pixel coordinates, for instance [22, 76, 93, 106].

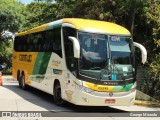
[0, 0, 25, 46]
[0, 0, 25, 34]
[22, 2, 57, 30]
[2, 67, 12, 75]
[0, 40, 13, 75]
[143, 0, 160, 81]
[0, 0, 25, 74]
[150, 53, 160, 80]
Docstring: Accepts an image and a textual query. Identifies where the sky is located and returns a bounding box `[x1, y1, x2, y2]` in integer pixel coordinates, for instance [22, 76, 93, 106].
[20, 0, 34, 4]
[19, 0, 56, 4]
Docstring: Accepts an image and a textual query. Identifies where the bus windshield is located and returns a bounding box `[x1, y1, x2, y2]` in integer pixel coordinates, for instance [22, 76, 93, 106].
[78, 32, 108, 79]
[109, 36, 132, 65]
[78, 32, 135, 81]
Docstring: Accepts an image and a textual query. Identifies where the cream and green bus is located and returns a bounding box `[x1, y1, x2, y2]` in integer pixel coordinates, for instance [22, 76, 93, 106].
[12, 18, 147, 106]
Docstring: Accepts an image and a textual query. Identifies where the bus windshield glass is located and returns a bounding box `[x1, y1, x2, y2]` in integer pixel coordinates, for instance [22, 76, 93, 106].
[109, 36, 133, 65]
[109, 36, 135, 81]
[78, 32, 108, 79]
[78, 32, 135, 81]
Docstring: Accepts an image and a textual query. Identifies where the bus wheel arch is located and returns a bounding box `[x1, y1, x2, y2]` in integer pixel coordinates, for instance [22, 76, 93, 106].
[53, 79, 65, 106]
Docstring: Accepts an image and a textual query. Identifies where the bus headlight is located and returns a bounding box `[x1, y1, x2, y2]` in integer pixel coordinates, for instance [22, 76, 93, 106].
[77, 85, 94, 93]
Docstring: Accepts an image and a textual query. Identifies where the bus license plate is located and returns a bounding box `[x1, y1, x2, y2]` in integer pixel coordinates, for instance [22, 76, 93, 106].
[105, 99, 115, 104]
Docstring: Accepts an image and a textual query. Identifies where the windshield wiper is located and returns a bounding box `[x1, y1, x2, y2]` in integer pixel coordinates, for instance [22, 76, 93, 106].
[112, 63, 126, 85]
[95, 63, 111, 84]
[96, 70, 103, 83]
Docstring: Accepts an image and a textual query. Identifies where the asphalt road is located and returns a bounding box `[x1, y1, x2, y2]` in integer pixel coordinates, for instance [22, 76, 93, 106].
[0, 76, 160, 120]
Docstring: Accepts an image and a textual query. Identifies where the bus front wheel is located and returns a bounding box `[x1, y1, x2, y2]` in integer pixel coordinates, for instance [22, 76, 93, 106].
[20, 74, 27, 90]
[54, 82, 65, 106]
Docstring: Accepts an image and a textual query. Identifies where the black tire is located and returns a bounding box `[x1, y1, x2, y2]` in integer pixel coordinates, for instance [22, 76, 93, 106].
[17, 71, 22, 88]
[54, 82, 65, 106]
[21, 74, 27, 90]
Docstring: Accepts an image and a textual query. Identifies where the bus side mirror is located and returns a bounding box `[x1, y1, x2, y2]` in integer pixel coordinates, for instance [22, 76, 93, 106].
[68, 36, 80, 58]
[133, 42, 147, 64]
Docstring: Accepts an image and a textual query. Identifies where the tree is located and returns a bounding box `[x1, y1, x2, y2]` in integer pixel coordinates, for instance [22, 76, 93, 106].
[146, 1, 160, 97]
[0, 0, 25, 35]
[22, 2, 57, 31]
[0, 0, 25, 72]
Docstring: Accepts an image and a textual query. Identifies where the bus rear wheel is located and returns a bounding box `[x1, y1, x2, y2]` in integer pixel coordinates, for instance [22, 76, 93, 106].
[18, 79, 22, 88]
[54, 82, 65, 106]
[17, 71, 22, 88]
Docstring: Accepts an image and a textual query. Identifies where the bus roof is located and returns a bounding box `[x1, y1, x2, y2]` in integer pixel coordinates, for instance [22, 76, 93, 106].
[63, 18, 130, 35]
[16, 18, 131, 36]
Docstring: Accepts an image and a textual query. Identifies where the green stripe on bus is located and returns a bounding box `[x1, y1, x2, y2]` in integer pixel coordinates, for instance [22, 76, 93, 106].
[46, 24, 62, 31]
[32, 52, 52, 75]
[113, 83, 133, 91]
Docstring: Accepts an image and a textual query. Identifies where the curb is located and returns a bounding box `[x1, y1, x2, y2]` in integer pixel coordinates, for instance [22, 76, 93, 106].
[134, 100, 160, 107]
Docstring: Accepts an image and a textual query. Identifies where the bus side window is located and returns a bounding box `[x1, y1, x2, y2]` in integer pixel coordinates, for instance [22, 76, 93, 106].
[63, 27, 77, 73]
[19, 37, 24, 51]
[14, 37, 20, 51]
[52, 28, 62, 57]
[44, 29, 62, 57]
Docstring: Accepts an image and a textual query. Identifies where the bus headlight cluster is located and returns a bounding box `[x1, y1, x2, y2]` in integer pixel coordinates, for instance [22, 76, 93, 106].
[77, 85, 94, 93]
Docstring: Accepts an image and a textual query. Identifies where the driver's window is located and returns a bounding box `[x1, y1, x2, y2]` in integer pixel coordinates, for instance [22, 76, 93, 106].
[63, 27, 77, 72]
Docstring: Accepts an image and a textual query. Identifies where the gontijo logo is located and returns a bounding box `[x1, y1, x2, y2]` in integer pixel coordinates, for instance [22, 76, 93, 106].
[19, 54, 32, 62]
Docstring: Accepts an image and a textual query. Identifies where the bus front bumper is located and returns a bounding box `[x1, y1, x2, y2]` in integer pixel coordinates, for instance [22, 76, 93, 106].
[73, 86, 136, 106]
